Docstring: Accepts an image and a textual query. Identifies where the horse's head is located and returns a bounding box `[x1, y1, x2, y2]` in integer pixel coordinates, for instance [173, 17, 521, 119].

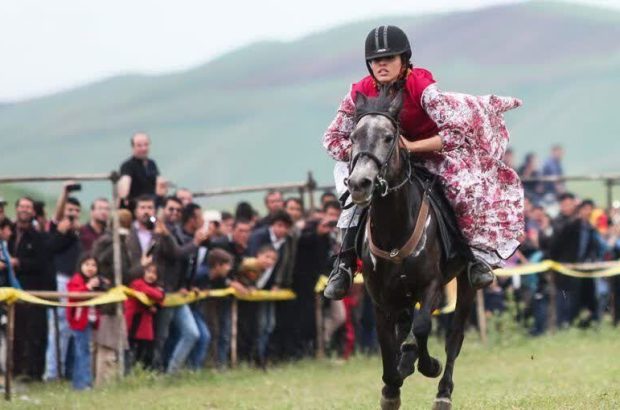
[347, 86, 405, 207]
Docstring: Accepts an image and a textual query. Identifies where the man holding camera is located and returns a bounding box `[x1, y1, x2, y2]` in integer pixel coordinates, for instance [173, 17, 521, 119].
[44, 181, 83, 381]
[125, 195, 178, 370]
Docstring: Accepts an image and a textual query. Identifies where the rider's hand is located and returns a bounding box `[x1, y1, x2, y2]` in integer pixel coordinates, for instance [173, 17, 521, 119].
[399, 135, 413, 152]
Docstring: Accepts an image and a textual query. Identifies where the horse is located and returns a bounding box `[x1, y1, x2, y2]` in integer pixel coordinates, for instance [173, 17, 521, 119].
[346, 86, 475, 410]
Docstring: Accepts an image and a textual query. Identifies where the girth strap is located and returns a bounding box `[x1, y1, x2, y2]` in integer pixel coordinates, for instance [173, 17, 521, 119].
[366, 192, 430, 264]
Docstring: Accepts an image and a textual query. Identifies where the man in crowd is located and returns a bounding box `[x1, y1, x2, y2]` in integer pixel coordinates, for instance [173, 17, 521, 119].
[45, 182, 83, 381]
[156, 203, 210, 373]
[248, 210, 295, 361]
[125, 195, 178, 371]
[175, 188, 194, 207]
[291, 204, 340, 357]
[542, 144, 565, 199]
[118, 132, 163, 209]
[9, 197, 53, 381]
[254, 190, 284, 229]
[162, 196, 184, 239]
[549, 199, 602, 328]
[207, 219, 253, 368]
[80, 198, 110, 252]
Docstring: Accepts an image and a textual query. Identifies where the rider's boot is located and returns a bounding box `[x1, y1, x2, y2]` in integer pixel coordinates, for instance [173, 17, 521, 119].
[467, 255, 495, 290]
[324, 225, 359, 300]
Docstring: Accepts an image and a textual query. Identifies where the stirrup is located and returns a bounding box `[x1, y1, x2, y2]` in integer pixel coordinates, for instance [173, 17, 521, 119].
[467, 258, 495, 289]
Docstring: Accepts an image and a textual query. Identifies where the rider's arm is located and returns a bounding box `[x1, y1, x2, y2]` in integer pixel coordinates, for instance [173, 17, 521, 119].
[399, 135, 443, 153]
[323, 93, 356, 162]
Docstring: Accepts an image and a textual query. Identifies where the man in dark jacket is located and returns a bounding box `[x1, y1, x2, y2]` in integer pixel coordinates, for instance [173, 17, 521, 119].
[247, 210, 295, 362]
[8, 197, 54, 381]
[549, 199, 601, 328]
[291, 214, 339, 356]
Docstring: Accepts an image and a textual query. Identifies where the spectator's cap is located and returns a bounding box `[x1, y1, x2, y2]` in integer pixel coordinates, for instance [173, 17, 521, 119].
[203, 210, 222, 224]
[0, 196, 6, 207]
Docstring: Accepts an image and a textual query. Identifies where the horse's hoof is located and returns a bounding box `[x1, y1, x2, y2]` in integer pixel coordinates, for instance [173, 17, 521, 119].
[431, 397, 452, 410]
[380, 395, 401, 410]
[397, 348, 418, 379]
[418, 357, 443, 378]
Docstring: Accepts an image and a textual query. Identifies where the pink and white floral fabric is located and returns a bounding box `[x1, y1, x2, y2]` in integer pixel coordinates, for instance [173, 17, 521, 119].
[322, 85, 524, 262]
[420, 84, 524, 261]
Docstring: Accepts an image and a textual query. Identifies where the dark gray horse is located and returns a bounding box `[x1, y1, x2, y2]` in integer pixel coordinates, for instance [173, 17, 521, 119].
[346, 87, 475, 410]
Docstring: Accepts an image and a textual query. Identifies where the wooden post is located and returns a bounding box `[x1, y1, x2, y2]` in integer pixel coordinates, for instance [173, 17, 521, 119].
[230, 298, 238, 368]
[5, 303, 15, 401]
[475, 289, 487, 344]
[606, 179, 614, 211]
[110, 173, 125, 378]
[53, 308, 62, 378]
[315, 293, 324, 359]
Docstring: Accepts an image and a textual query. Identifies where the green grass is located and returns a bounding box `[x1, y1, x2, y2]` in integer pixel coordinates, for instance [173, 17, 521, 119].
[5, 326, 620, 409]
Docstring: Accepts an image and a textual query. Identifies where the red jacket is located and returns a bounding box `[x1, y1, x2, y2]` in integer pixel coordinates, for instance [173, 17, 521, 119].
[124, 278, 165, 341]
[350, 68, 439, 141]
[67, 273, 100, 331]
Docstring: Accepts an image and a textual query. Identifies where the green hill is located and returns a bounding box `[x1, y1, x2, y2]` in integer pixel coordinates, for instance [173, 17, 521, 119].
[0, 1, 619, 208]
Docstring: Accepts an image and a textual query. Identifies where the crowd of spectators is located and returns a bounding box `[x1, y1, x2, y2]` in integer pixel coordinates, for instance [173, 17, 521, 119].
[0, 134, 618, 390]
[487, 145, 620, 335]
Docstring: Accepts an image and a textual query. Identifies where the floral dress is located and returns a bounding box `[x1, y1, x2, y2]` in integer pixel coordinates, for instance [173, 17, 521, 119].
[323, 68, 524, 264]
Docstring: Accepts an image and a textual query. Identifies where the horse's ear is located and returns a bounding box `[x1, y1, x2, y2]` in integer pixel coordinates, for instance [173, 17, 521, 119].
[354, 91, 368, 110]
[388, 89, 404, 118]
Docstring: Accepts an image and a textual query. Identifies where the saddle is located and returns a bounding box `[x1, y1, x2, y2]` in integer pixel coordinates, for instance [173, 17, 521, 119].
[354, 163, 472, 264]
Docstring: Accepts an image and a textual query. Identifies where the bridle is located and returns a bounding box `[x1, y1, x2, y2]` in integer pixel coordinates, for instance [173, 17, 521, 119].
[346, 111, 430, 265]
[346, 111, 412, 198]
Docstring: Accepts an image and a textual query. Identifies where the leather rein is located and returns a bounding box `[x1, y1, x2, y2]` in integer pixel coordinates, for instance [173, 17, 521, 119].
[348, 111, 430, 264]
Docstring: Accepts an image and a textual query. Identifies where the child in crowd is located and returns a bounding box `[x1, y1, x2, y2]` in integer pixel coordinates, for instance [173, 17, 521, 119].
[67, 254, 108, 390]
[203, 248, 236, 369]
[241, 245, 278, 368]
[124, 262, 165, 369]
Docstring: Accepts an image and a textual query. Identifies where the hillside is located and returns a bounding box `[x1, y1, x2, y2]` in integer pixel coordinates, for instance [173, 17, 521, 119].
[0, 1, 619, 207]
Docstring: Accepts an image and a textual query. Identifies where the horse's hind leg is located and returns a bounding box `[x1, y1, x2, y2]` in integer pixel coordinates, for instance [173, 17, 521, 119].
[375, 306, 403, 410]
[414, 279, 443, 378]
[433, 273, 475, 410]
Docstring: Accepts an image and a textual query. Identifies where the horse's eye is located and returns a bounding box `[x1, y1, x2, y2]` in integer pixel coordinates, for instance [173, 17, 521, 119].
[384, 135, 394, 144]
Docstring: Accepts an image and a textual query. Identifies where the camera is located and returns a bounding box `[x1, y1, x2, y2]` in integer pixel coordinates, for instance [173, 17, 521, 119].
[65, 183, 82, 193]
[144, 215, 157, 230]
[326, 220, 338, 228]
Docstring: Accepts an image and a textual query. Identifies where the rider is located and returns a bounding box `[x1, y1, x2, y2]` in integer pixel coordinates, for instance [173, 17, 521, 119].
[322, 25, 524, 300]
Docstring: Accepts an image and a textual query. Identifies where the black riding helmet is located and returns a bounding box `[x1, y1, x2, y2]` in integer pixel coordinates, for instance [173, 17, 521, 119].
[364, 25, 412, 75]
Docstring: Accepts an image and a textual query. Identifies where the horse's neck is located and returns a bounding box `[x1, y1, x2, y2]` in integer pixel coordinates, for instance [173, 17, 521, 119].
[369, 176, 422, 250]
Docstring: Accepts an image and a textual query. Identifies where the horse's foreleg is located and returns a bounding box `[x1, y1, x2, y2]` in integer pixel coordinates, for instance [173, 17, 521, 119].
[414, 279, 443, 378]
[375, 305, 402, 410]
[396, 308, 418, 379]
[433, 273, 475, 410]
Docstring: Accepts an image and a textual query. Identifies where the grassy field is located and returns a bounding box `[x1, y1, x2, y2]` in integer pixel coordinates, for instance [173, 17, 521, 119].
[5, 325, 620, 410]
